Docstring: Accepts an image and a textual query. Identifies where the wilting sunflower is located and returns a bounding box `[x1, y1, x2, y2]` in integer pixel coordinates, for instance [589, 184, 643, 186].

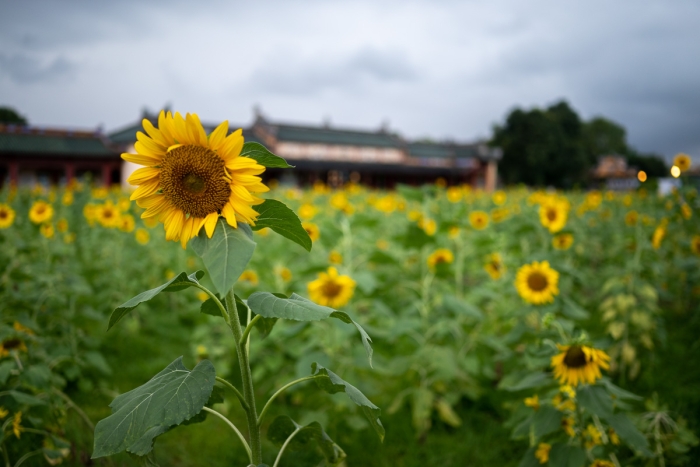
[551, 344, 610, 387]
[0, 204, 15, 229]
[427, 248, 454, 269]
[552, 233, 574, 250]
[302, 222, 320, 242]
[539, 201, 568, 233]
[307, 267, 356, 308]
[691, 235, 700, 255]
[673, 153, 692, 172]
[124, 111, 268, 247]
[29, 200, 53, 224]
[515, 261, 559, 304]
[534, 443, 550, 464]
[469, 211, 489, 230]
[484, 253, 506, 279]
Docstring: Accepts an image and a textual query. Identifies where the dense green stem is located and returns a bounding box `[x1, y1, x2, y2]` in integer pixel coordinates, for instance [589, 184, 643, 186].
[215, 376, 248, 411]
[226, 290, 262, 464]
[202, 407, 252, 463]
[193, 284, 231, 325]
[257, 376, 317, 426]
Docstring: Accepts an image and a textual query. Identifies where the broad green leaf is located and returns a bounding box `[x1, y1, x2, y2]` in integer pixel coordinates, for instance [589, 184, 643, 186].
[311, 363, 384, 441]
[8, 390, 46, 406]
[531, 405, 561, 437]
[599, 377, 643, 401]
[250, 199, 312, 252]
[0, 360, 14, 385]
[92, 357, 215, 458]
[109, 271, 205, 330]
[498, 372, 550, 392]
[577, 385, 613, 419]
[241, 141, 293, 168]
[191, 219, 256, 296]
[200, 295, 225, 318]
[548, 443, 586, 467]
[247, 293, 373, 365]
[607, 413, 652, 456]
[561, 297, 590, 320]
[267, 415, 346, 466]
[517, 447, 540, 467]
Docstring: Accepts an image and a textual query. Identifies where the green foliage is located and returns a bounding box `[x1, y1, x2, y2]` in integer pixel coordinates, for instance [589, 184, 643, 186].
[250, 199, 312, 252]
[0, 106, 27, 124]
[267, 415, 346, 466]
[241, 142, 294, 169]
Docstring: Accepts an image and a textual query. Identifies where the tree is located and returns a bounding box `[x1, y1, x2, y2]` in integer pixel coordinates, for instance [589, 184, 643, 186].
[0, 107, 28, 125]
[582, 117, 627, 160]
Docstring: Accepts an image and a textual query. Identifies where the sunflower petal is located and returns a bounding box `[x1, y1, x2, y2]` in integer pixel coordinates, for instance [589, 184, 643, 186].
[208, 120, 229, 153]
[128, 167, 160, 185]
[121, 152, 161, 166]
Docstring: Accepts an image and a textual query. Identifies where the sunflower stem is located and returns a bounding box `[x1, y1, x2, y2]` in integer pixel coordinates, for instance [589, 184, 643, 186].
[226, 290, 262, 464]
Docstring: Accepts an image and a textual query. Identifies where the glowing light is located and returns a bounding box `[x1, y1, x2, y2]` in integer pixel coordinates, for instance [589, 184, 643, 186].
[637, 171, 647, 182]
[670, 166, 681, 178]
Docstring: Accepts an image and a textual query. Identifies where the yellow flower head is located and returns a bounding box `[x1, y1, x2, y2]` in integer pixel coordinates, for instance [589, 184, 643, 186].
[448, 226, 460, 239]
[276, 266, 292, 282]
[29, 200, 53, 224]
[492, 190, 507, 205]
[0, 406, 8, 419]
[552, 233, 574, 250]
[524, 395, 539, 410]
[419, 218, 437, 236]
[135, 228, 150, 245]
[0, 204, 16, 229]
[55, 218, 68, 233]
[96, 201, 121, 228]
[535, 443, 551, 464]
[446, 187, 463, 203]
[691, 235, 700, 255]
[681, 203, 692, 219]
[40, 223, 55, 239]
[484, 253, 506, 280]
[239, 270, 259, 286]
[551, 344, 610, 387]
[608, 428, 620, 445]
[307, 267, 356, 308]
[469, 211, 489, 230]
[62, 190, 74, 206]
[515, 261, 559, 304]
[539, 201, 568, 233]
[120, 214, 136, 233]
[584, 424, 603, 448]
[329, 250, 343, 265]
[299, 203, 317, 220]
[562, 416, 576, 437]
[13, 321, 34, 335]
[302, 222, 320, 242]
[652, 225, 666, 249]
[0, 338, 28, 357]
[673, 153, 692, 172]
[91, 186, 109, 199]
[491, 207, 509, 223]
[12, 411, 23, 438]
[124, 111, 269, 248]
[590, 460, 615, 467]
[427, 248, 454, 270]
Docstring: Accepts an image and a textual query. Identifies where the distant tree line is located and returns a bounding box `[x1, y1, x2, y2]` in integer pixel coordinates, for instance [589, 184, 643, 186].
[490, 101, 667, 188]
[0, 107, 28, 125]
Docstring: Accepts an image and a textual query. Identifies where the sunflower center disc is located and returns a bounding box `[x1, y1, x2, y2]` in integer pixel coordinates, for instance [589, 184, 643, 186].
[546, 209, 557, 221]
[527, 272, 548, 291]
[0, 211, 7, 219]
[322, 281, 342, 298]
[2, 338, 22, 350]
[563, 346, 588, 368]
[160, 145, 231, 218]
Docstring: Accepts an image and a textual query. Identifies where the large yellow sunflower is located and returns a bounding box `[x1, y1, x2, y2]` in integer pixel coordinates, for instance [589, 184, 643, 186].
[307, 267, 356, 308]
[515, 261, 559, 304]
[551, 344, 610, 387]
[124, 111, 269, 247]
[0, 204, 15, 229]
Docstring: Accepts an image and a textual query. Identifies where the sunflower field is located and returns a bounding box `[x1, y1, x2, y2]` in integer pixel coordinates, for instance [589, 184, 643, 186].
[1, 173, 699, 466]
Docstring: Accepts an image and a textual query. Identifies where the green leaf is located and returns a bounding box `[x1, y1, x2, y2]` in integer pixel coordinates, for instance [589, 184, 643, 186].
[577, 385, 613, 419]
[191, 219, 256, 296]
[548, 443, 586, 467]
[253, 315, 278, 339]
[498, 372, 550, 392]
[200, 295, 225, 317]
[109, 271, 205, 330]
[311, 363, 384, 441]
[247, 293, 373, 365]
[531, 405, 561, 438]
[599, 377, 643, 401]
[562, 297, 590, 320]
[442, 295, 484, 320]
[267, 415, 346, 466]
[0, 360, 15, 385]
[607, 413, 652, 456]
[92, 357, 215, 458]
[250, 199, 312, 251]
[517, 447, 539, 467]
[241, 141, 293, 168]
[8, 390, 46, 406]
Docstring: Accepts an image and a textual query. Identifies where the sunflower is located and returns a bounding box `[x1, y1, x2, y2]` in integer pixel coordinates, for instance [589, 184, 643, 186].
[625, 210, 638, 226]
[238, 270, 259, 286]
[523, 395, 539, 410]
[0, 338, 28, 357]
[691, 235, 700, 255]
[419, 218, 437, 236]
[652, 225, 666, 249]
[534, 443, 550, 464]
[490, 207, 509, 223]
[427, 248, 454, 269]
[539, 201, 568, 233]
[446, 186, 462, 203]
[492, 190, 507, 205]
[515, 261, 559, 304]
[448, 226, 460, 239]
[674, 153, 692, 172]
[608, 428, 620, 445]
[120, 214, 136, 233]
[276, 266, 292, 282]
[561, 416, 576, 437]
[0, 204, 15, 228]
[329, 250, 343, 264]
[302, 222, 320, 242]
[56, 218, 69, 233]
[124, 111, 268, 247]
[62, 190, 74, 206]
[484, 253, 506, 279]
[40, 223, 55, 239]
[299, 203, 317, 220]
[135, 228, 150, 245]
[584, 424, 603, 449]
[590, 461, 615, 467]
[681, 203, 692, 219]
[551, 344, 610, 386]
[29, 200, 53, 224]
[12, 411, 23, 438]
[469, 211, 489, 230]
[96, 201, 121, 228]
[552, 233, 574, 250]
[307, 267, 356, 308]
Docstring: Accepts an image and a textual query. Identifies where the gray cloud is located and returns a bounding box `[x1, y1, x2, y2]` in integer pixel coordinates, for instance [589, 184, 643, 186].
[0, 54, 77, 84]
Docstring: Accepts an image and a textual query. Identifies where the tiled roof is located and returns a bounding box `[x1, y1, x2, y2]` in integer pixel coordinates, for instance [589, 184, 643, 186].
[0, 125, 116, 157]
[273, 124, 402, 148]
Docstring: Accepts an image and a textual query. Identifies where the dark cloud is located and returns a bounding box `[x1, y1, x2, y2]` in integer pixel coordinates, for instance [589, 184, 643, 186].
[0, 54, 77, 84]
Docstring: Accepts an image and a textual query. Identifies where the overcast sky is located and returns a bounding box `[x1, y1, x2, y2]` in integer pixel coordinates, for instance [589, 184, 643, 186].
[1, 0, 698, 160]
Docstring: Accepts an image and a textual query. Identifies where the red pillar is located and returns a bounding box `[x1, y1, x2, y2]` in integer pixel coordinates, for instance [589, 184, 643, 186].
[8, 162, 19, 186]
[101, 163, 111, 187]
[65, 162, 75, 185]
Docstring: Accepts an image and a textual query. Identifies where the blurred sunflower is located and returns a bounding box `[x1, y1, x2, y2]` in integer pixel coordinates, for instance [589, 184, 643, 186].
[515, 261, 559, 304]
[0, 338, 27, 357]
[29, 200, 53, 224]
[551, 344, 610, 386]
[124, 111, 268, 247]
[492, 190, 507, 205]
[539, 201, 568, 233]
[56, 218, 69, 233]
[12, 411, 23, 438]
[534, 443, 550, 464]
[523, 395, 539, 410]
[62, 190, 74, 206]
[484, 253, 505, 279]
[590, 461, 614, 467]
[0, 204, 15, 228]
[419, 218, 437, 236]
[135, 228, 150, 245]
[120, 214, 136, 233]
[490, 207, 509, 223]
[691, 235, 700, 255]
[469, 211, 489, 230]
[552, 233, 574, 250]
[673, 153, 692, 172]
[446, 186, 463, 203]
[276, 266, 292, 282]
[298, 203, 317, 220]
[40, 223, 55, 239]
[96, 201, 121, 228]
[329, 250, 343, 264]
[652, 224, 666, 249]
[561, 417, 576, 437]
[238, 270, 259, 286]
[307, 267, 356, 308]
[624, 210, 638, 226]
[427, 248, 454, 269]
[302, 222, 320, 242]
